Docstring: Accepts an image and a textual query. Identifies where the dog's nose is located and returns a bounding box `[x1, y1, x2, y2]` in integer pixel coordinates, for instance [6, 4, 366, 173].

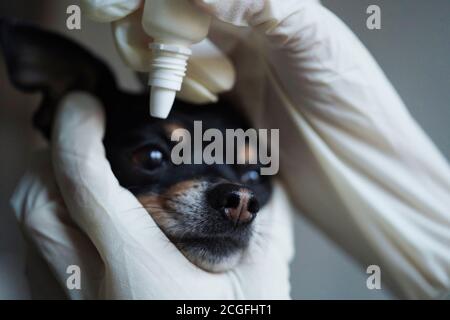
[207, 184, 260, 225]
[223, 191, 259, 224]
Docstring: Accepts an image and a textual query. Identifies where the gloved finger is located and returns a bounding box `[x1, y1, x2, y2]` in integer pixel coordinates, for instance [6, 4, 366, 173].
[236, 244, 292, 299]
[51, 92, 178, 259]
[234, 182, 293, 299]
[10, 150, 103, 299]
[111, 8, 153, 73]
[265, 182, 295, 261]
[81, 0, 142, 23]
[247, 182, 294, 262]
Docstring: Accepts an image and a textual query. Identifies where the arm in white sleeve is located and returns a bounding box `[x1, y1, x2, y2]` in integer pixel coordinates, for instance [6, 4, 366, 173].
[193, 0, 450, 298]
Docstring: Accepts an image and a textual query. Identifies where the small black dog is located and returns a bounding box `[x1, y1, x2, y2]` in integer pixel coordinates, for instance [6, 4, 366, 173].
[1, 20, 272, 271]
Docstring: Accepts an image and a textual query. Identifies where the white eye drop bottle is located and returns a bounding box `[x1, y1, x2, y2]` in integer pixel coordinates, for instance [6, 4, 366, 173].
[142, 0, 211, 118]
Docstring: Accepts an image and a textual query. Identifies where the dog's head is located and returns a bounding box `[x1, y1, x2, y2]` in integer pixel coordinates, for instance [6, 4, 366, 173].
[1, 19, 273, 271]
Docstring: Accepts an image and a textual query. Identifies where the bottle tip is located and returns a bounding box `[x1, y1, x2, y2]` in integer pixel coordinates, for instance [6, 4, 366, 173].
[149, 87, 176, 119]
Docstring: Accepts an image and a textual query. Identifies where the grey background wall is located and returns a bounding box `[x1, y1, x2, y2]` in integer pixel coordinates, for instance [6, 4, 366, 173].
[0, 0, 449, 299]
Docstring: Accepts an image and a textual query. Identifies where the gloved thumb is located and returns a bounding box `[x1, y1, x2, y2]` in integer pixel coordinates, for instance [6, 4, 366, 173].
[51, 92, 186, 270]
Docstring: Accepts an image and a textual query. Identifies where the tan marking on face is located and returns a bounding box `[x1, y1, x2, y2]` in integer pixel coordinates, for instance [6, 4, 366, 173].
[137, 180, 203, 235]
[237, 143, 258, 164]
[164, 122, 186, 139]
[163, 180, 200, 197]
[137, 194, 175, 231]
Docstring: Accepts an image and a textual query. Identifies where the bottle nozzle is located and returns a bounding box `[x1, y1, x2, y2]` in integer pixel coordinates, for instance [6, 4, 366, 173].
[147, 43, 191, 119]
[150, 86, 176, 118]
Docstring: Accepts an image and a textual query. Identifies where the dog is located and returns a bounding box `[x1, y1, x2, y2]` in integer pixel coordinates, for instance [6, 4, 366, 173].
[0, 19, 273, 272]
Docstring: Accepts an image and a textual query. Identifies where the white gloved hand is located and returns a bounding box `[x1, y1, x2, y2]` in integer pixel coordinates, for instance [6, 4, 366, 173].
[186, 0, 450, 299]
[11, 92, 294, 299]
[81, 0, 236, 104]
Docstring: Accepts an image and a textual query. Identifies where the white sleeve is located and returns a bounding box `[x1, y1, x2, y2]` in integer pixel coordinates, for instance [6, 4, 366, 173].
[199, 0, 450, 298]
[261, 4, 450, 299]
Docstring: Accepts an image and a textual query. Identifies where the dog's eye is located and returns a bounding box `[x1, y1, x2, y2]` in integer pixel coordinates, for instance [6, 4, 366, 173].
[241, 170, 260, 184]
[133, 145, 166, 171]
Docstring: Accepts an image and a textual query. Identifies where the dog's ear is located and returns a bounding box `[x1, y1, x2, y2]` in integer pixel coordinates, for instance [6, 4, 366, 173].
[0, 19, 117, 139]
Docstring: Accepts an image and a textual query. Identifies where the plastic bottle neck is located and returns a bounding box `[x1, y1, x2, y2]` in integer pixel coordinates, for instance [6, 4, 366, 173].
[148, 43, 192, 118]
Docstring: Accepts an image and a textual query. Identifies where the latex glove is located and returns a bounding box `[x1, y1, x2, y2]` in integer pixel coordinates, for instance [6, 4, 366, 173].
[11, 92, 294, 299]
[185, 0, 450, 299]
[81, 0, 235, 104]
[11, 150, 103, 300]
